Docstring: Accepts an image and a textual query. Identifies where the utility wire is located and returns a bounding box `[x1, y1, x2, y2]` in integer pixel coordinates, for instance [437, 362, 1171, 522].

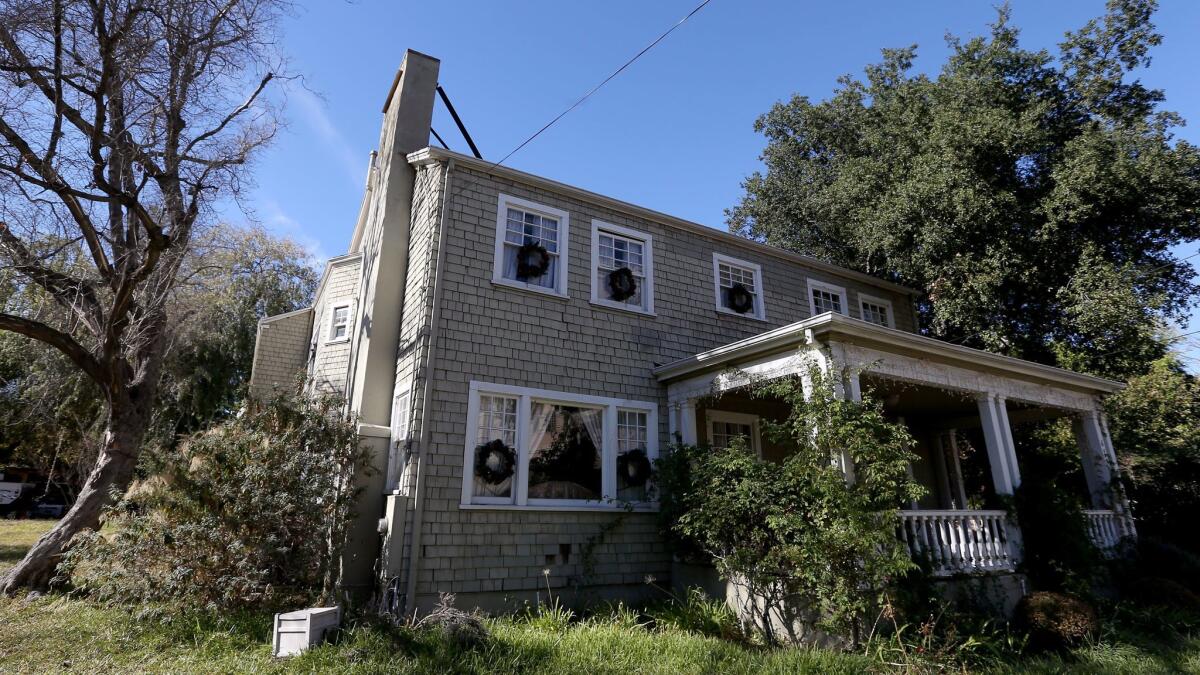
[493, 0, 714, 167]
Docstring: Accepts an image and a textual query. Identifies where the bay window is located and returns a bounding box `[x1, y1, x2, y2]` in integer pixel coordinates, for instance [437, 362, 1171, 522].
[462, 382, 658, 508]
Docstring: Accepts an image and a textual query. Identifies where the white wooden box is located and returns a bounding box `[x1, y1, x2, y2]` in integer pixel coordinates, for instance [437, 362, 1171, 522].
[272, 606, 341, 657]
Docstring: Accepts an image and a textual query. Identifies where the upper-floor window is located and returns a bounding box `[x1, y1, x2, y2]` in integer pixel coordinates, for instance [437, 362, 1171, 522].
[462, 382, 657, 509]
[807, 279, 848, 317]
[591, 220, 654, 314]
[492, 194, 570, 297]
[328, 302, 351, 342]
[713, 253, 766, 320]
[859, 293, 895, 328]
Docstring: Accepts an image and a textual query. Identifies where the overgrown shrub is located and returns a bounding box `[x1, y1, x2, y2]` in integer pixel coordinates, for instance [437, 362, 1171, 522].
[655, 368, 923, 644]
[1014, 591, 1098, 650]
[413, 593, 490, 650]
[60, 391, 365, 610]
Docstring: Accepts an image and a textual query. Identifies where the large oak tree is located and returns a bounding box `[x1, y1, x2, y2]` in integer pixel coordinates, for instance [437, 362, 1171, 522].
[0, 0, 287, 592]
[729, 0, 1200, 380]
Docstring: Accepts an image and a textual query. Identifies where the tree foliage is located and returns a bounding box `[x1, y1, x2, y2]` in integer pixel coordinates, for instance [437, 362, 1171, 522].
[0, 225, 316, 496]
[655, 369, 923, 643]
[1105, 358, 1200, 549]
[61, 391, 364, 611]
[729, 0, 1198, 376]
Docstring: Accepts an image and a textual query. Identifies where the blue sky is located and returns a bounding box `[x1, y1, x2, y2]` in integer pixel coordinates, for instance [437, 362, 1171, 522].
[240, 0, 1200, 366]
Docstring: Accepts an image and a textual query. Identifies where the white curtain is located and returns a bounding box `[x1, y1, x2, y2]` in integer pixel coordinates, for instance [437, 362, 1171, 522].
[576, 408, 604, 465]
[529, 402, 555, 455]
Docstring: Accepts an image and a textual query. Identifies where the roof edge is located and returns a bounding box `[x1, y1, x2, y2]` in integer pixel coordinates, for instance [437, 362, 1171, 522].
[654, 312, 1125, 394]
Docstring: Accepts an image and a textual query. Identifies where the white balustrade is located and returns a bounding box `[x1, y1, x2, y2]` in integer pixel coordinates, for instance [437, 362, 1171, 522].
[1083, 509, 1135, 556]
[897, 510, 1016, 576]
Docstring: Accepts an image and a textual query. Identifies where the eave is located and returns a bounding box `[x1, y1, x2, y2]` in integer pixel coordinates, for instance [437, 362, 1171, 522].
[653, 312, 1125, 395]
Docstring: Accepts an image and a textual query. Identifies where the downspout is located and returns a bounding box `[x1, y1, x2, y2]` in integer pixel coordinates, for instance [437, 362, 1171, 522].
[402, 158, 455, 616]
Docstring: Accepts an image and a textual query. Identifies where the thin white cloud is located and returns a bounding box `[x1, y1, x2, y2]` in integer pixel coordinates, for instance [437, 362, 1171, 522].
[262, 198, 329, 262]
[291, 85, 366, 190]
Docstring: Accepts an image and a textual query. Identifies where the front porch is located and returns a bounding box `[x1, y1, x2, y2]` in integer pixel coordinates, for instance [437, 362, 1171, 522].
[654, 312, 1136, 577]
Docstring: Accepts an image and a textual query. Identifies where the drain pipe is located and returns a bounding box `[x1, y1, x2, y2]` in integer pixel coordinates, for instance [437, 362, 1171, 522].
[402, 158, 455, 616]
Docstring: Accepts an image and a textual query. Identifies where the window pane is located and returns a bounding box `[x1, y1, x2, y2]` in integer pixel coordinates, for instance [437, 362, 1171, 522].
[474, 394, 517, 499]
[812, 289, 842, 314]
[617, 410, 650, 501]
[711, 421, 753, 450]
[528, 403, 602, 501]
[503, 243, 558, 288]
[863, 302, 889, 326]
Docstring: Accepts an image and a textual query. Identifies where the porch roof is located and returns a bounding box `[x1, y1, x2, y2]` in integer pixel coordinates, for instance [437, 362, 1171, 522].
[652, 313, 1124, 395]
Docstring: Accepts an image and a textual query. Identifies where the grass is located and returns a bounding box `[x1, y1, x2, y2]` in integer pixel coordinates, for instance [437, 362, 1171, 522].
[2, 520, 1199, 673]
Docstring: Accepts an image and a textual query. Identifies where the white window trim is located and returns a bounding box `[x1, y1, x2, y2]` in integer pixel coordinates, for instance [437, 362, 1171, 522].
[386, 389, 412, 492]
[491, 194, 571, 299]
[589, 220, 655, 316]
[461, 381, 658, 510]
[806, 279, 849, 317]
[858, 293, 896, 329]
[712, 253, 767, 321]
[705, 409, 762, 457]
[325, 299, 354, 344]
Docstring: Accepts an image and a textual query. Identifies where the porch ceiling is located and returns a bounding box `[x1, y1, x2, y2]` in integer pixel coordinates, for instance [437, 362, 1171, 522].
[653, 313, 1123, 397]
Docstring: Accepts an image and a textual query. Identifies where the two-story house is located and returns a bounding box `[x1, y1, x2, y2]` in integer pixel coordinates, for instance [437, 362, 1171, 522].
[249, 50, 1134, 616]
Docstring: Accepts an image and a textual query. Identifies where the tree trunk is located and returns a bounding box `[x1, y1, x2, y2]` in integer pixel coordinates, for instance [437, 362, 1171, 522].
[1, 405, 147, 594]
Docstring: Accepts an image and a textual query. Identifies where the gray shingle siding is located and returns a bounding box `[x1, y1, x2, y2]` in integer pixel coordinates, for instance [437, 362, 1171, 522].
[396, 161, 916, 609]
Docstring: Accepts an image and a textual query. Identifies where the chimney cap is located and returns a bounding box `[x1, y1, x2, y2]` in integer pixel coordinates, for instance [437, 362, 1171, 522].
[382, 49, 441, 113]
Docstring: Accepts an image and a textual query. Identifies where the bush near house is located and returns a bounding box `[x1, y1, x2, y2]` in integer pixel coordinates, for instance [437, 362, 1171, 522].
[58, 391, 363, 611]
[655, 371, 924, 644]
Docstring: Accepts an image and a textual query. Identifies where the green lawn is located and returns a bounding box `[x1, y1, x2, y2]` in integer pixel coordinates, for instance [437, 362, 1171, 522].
[1, 519, 1198, 674]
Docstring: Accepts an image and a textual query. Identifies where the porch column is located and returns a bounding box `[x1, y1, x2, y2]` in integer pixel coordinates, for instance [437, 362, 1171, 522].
[1074, 410, 1115, 509]
[976, 393, 1016, 495]
[947, 430, 969, 508]
[679, 400, 698, 445]
[995, 396, 1022, 489]
[667, 403, 679, 444]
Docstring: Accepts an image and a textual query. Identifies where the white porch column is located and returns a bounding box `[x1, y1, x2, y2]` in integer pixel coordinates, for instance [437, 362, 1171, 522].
[995, 395, 1022, 489]
[977, 393, 1016, 495]
[679, 400, 698, 446]
[1074, 410, 1116, 509]
[667, 403, 679, 444]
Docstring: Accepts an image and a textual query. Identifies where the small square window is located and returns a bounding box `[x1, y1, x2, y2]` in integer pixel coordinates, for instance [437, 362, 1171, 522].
[807, 280, 848, 317]
[859, 294, 895, 328]
[591, 221, 654, 314]
[713, 254, 765, 320]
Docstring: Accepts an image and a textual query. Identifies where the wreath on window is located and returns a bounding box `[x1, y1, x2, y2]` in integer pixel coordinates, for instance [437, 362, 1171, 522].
[474, 439, 516, 485]
[617, 448, 652, 487]
[727, 282, 755, 314]
[515, 242, 551, 280]
[607, 267, 638, 302]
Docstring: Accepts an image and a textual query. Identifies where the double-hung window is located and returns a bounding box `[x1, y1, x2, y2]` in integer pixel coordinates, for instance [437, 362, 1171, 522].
[463, 382, 658, 508]
[591, 221, 654, 314]
[807, 279, 848, 317]
[327, 302, 352, 342]
[492, 194, 570, 297]
[858, 293, 895, 328]
[712, 253, 766, 320]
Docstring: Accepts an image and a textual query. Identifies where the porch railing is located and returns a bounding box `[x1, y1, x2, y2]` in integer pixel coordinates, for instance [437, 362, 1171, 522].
[897, 510, 1017, 576]
[1083, 509, 1135, 557]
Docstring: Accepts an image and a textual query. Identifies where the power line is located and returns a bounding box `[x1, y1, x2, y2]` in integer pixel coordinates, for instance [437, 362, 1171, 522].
[493, 0, 714, 167]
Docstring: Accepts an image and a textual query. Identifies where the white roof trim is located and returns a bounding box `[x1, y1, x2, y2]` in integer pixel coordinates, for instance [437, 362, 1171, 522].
[407, 147, 920, 297]
[653, 312, 1124, 394]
